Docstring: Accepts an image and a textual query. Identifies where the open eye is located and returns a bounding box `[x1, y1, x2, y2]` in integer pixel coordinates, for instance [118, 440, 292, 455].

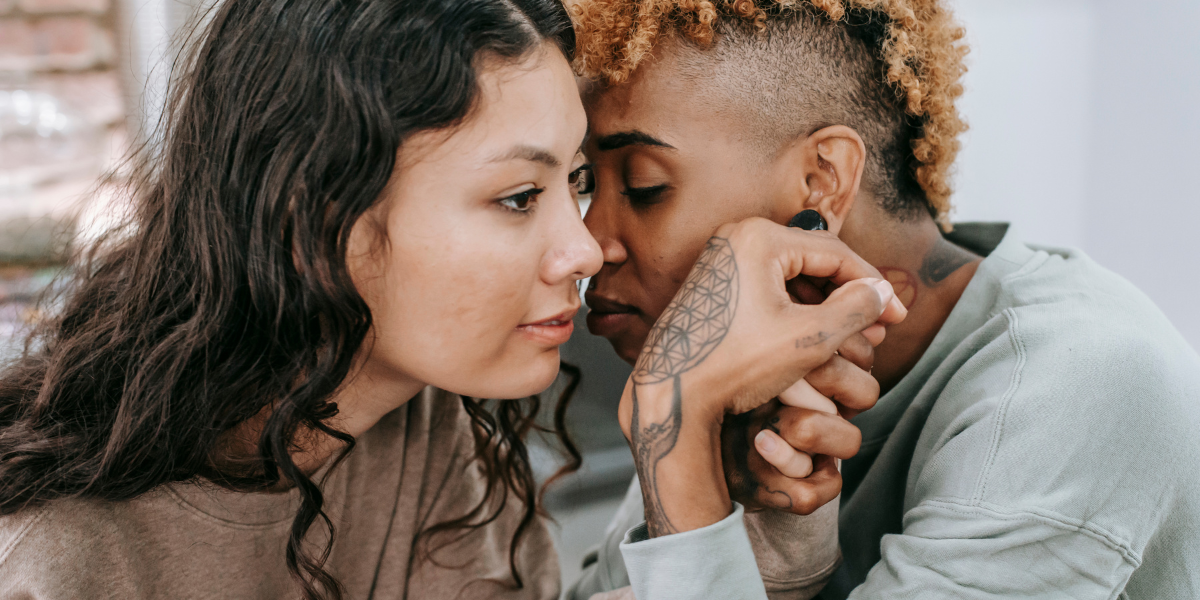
[499, 188, 542, 212]
[569, 164, 595, 196]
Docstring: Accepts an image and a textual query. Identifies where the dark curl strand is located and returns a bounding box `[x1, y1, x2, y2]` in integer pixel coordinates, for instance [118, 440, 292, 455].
[0, 0, 577, 599]
[419, 362, 583, 590]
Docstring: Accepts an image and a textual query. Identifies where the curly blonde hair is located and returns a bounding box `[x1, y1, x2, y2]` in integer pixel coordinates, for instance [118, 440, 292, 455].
[572, 0, 968, 226]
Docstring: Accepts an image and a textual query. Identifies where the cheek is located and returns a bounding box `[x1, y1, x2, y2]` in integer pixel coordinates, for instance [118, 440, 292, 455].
[625, 225, 704, 318]
[369, 230, 536, 373]
[362, 221, 566, 398]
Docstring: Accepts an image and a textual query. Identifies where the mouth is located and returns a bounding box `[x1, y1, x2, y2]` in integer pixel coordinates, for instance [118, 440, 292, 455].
[516, 307, 578, 346]
[584, 293, 640, 338]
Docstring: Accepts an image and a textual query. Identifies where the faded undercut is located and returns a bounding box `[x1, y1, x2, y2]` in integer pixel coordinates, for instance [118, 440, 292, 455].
[572, 0, 969, 226]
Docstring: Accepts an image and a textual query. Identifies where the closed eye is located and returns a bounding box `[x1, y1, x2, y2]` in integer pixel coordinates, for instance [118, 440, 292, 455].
[621, 184, 669, 206]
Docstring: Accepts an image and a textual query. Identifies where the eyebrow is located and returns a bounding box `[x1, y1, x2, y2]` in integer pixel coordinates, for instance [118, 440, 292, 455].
[595, 131, 676, 152]
[490, 145, 561, 168]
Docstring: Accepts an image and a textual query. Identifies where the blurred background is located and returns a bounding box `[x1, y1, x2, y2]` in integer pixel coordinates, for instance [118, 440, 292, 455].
[0, 0, 1196, 585]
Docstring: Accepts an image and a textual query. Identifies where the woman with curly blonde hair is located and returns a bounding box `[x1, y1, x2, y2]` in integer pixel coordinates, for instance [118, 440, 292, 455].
[568, 0, 1200, 599]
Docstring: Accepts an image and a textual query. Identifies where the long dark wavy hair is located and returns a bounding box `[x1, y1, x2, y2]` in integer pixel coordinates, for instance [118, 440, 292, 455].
[0, 0, 579, 598]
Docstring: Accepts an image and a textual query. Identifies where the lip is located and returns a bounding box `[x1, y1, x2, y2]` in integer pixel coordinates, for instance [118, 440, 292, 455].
[516, 307, 578, 346]
[585, 293, 640, 338]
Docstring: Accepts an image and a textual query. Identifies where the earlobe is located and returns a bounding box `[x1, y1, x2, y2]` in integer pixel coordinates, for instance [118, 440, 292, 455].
[805, 126, 867, 236]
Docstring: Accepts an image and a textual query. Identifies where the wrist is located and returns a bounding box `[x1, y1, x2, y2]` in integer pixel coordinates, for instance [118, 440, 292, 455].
[621, 379, 726, 438]
[643, 421, 731, 534]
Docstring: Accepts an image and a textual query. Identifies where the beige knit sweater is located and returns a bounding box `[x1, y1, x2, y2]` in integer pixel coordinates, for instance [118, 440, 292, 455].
[0, 387, 560, 599]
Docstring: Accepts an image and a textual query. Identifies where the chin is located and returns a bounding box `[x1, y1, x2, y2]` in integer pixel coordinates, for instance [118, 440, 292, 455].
[601, 332, 642, 366]
[471, 348, 563, 399]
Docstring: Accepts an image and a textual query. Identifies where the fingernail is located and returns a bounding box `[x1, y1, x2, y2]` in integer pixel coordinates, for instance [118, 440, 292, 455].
[870, 278, 895, 305]
[755, 430, 777, 453]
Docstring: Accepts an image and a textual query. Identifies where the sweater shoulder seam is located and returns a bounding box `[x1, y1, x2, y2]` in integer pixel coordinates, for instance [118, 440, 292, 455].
[971, 307, 1026, 504]
[919, 497, 1142, 568]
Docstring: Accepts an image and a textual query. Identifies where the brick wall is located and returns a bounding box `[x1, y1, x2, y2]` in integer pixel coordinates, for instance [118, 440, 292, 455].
[0, 0, 124, 126]
[0, 0, 126, 263]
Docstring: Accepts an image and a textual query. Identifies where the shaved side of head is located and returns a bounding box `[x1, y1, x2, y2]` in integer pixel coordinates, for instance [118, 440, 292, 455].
[669, 11, 924, 217]
[572, 0, 969, 227]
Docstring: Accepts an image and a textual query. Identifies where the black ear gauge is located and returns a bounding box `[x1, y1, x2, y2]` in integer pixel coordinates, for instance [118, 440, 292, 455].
[788, 209, 827, 231]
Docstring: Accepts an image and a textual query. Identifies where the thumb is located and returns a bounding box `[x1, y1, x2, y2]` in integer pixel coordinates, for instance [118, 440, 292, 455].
[791, 278, 898, 356]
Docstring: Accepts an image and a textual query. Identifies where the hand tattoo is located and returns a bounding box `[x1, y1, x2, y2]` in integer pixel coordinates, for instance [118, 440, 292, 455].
[631, 236, 739, 537]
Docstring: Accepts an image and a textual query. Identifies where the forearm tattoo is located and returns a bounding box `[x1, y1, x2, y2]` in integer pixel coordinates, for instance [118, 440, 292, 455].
[630, 236, 739, 537]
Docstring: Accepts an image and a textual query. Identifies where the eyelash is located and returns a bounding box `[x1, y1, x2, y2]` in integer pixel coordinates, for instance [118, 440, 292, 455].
[497, 164, 594, 214]
[570, 164, 595, 196]
[621, 184, 669, 206]
[498, 188, 543, 213]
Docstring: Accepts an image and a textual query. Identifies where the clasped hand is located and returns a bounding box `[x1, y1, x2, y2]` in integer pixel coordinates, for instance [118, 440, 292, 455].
[618, 217, 906, 537]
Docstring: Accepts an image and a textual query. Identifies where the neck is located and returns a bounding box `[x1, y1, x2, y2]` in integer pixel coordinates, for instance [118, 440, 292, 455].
[298, 362, 427, 471]
[840, 210, 981, 394]
[219, 359, 426, 481]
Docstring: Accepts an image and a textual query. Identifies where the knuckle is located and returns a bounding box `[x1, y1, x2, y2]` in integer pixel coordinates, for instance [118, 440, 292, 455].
[791, 422, 818, 451]
[724, 218, 764, 242]
[829, 472, 845, 496]
[852, 279, 883, 311]
[794, 487, 820, 515]
[714, 222, 739, 238]
[808, 358, 834, 381]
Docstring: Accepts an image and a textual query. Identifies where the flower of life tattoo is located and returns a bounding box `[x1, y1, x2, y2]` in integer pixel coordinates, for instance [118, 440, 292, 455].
[630, 236, 739, 537]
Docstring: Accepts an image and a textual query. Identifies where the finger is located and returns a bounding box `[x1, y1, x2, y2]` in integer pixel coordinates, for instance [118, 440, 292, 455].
[749, 223, 910, 321]
[755, 428, 814, 478]
[786, 276, 827, 305]
[773, 406, 862, 459]
[788, 278, 901, 363]
[762, 227, 909, 318]
[861, 323, 886, 347]
[806, 355, 881, 415]
[753, 454, 842, 515]
[778, 379, 838, 414]
[836, 333, 875, 371]
[765, 226, 881, 286]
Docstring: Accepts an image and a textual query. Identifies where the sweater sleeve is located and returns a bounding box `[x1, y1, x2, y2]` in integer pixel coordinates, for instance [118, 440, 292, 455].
[620, 503, 768, 600]
[566, 475, 840, 600]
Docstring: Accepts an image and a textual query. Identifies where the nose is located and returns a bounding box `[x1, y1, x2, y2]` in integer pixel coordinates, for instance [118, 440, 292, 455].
[582, 192, 628, 266]
[542, 192, 603, 285]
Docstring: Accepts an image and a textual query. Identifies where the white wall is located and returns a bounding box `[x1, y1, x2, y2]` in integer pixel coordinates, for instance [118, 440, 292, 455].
[951, 0, 1200, 349]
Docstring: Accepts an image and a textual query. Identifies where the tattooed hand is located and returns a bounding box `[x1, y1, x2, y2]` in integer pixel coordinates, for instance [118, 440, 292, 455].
[618, 218, 906, 537]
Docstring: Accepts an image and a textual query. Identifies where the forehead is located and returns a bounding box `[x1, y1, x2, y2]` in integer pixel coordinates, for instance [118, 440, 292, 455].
[581, 44, 741, 143]
[406, 46, 584, 165]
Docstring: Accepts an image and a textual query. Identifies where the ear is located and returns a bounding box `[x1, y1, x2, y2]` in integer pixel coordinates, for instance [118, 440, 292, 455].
[773, 126, 866, 236]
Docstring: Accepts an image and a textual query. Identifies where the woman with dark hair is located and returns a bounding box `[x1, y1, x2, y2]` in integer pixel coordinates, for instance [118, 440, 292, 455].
[0, 0, 901, 598]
